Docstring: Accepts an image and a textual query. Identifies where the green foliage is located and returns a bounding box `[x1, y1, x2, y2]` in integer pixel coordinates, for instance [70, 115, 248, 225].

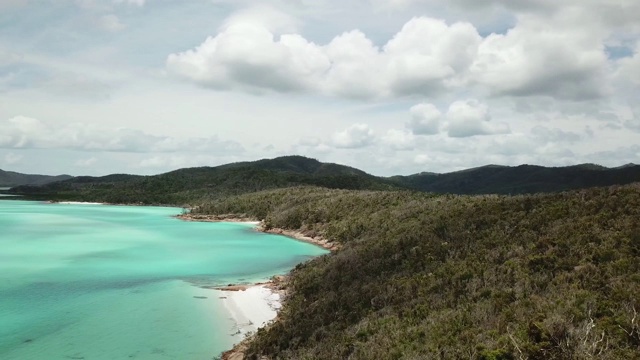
[390, 163, 640, 195]
[9, 156, 399, 204]
[10, 157, 640, 203]
[479, 349, 514, 360]
[195, 184, 640, 359]
[0, 169, 72, 187]
[8, 157, 640, 358]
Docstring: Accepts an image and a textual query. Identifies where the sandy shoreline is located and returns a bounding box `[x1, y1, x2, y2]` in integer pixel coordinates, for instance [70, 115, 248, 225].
[176, 213, 340, 252]
[174, 214, 338, 359]
[217, 284, 282, 336]
[52, 201, 105, 205]
[207, 279, 287, 360]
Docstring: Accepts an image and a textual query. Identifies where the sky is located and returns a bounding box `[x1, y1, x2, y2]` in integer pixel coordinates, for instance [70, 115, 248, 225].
[1, 0, 639, 176]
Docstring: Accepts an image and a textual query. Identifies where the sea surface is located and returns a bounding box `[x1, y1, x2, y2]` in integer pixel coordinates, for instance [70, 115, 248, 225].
[0, 200, 328, 359]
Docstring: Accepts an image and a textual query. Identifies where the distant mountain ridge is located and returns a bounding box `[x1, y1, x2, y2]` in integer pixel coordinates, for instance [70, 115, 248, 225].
[8, 156, 398, 203]
[0, 169, 72, 187]
[389, 162, 640, 195]
[7, 156, 640, 203]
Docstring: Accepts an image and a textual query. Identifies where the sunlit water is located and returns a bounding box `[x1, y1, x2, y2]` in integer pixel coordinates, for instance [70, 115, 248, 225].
[0, 200, 328, 359]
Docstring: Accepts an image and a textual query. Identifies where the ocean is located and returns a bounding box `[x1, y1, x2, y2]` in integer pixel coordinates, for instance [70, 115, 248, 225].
[0, 200, 328, 359]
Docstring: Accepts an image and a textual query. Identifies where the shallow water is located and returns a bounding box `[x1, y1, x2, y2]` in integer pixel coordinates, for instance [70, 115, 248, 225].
[0, 201, 328, 359]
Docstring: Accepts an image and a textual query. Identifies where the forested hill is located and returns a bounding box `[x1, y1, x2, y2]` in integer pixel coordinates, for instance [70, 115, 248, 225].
[0, 169, 72, 187]
[199, 185, 640, 359]
[7, 156, 640, 204]
[389, 163, 640, 195]
[8, 156, 398, 204]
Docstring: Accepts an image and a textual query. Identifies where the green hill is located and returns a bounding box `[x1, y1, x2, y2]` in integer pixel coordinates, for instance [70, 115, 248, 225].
[0, 169, 72, 187]
[390, 163, 640, 195]
[9, 156, 398, 204]
[8, 157, 640, 204]
[196, 185, 640, 360]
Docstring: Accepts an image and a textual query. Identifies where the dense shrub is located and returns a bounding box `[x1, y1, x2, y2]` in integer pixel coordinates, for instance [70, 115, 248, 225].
[197, 185, 640, 359]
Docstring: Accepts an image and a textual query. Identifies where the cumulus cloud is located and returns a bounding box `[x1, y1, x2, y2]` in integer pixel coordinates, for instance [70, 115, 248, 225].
[167, 5, 618, 101]
[616, 43, 640, 85]
[331, 123, 376, 148]
[382, 129, 415, 150]
[469, 11, 609, 100]
[407, 103, 442, 135]
[407, 100, 510, 138]
[445, 100, 496, 137]
[386, 18, 480, 92]
[167, 9, 481, 98]
[0, 116, 244, 153]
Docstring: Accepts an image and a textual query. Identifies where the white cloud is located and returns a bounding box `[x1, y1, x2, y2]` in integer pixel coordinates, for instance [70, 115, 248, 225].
[331, 123, 376, 148]
[221, 5, 299, 34]
[616, 43, 640, 85]
[445, 100, 510, 137]
[382, 129, 415, 150]
[383, 18, 480, 94]
[3, 0, 640, 176]
[167, 9, 481, 98]
[0, 116, 244, 154]
[470, 11, 610, 100]
[407, 103, 442, 135]
[166, 5, 615, 102]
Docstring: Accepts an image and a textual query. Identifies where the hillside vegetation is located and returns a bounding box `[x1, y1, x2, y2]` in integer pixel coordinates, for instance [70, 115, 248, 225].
[390, 163, 640, 195]
[0, 169, 72, 187]
[195, 185, 640, 359]
[9, 156, 398, 204]
[8, 157, 640, 204]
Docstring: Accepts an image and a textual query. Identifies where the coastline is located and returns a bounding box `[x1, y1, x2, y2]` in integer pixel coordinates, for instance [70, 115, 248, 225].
[175, 213, 337, 359]
[216, 284, 282, 334]
[176, 213, 340, 252]
[175, 211, 307, 345]
[211, 278, 288, 360]
[175, 214, 258, 223]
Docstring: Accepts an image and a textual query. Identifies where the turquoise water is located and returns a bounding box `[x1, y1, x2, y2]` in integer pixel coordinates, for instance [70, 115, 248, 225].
[0, 200, 328, 359]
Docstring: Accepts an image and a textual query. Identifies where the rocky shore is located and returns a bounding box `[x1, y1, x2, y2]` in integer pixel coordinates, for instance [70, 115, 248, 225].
[175, 213, 340, 252]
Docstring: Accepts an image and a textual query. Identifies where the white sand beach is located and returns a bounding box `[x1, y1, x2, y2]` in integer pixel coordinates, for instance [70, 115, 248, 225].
[217, 285, 281, 339]
[55, 201, 105, 205]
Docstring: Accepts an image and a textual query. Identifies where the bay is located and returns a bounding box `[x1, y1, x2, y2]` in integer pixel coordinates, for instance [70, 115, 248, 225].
[0, 200, 328, 359]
